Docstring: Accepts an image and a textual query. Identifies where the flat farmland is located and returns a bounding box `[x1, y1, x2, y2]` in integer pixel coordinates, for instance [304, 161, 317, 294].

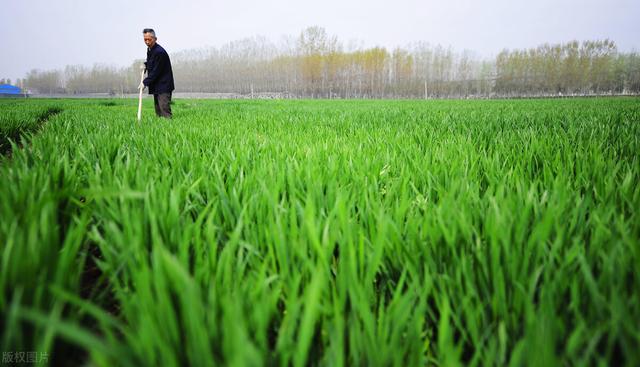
[1, 98, 639, 366]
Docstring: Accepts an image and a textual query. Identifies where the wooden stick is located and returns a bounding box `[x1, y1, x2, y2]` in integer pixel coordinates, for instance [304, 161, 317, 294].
[137, 66, 145, 122]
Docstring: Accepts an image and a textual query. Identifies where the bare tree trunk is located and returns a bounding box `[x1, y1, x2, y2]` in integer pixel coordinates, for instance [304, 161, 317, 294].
[424, 80, 428, 99]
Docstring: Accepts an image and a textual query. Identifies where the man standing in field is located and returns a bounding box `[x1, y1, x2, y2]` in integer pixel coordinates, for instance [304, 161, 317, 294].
[139, 28, 175, 118]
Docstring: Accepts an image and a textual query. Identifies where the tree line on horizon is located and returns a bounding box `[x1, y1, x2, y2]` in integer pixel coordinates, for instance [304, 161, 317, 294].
[11, 27, 640, 98]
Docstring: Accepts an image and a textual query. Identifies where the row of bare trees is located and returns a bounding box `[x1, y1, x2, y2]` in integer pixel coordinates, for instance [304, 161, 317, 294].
[16, 27, 640, 98]
[495, 40, 640, 96]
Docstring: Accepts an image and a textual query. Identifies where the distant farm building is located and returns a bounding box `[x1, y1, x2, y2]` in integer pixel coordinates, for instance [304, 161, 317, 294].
[0, 84, 26, 97]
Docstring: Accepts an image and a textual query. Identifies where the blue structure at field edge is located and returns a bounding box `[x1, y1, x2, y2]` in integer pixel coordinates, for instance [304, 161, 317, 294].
[0, 84, 26, 97]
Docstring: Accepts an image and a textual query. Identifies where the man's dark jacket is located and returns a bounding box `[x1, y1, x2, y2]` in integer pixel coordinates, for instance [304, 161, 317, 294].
[144, 43, 175, 94]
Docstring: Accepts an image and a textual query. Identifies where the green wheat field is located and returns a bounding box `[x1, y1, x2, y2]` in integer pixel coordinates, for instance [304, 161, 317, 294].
[1, 97, 639, 366]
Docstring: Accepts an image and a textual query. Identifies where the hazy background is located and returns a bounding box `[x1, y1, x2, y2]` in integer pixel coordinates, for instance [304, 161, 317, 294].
[1, 0, 639, 81]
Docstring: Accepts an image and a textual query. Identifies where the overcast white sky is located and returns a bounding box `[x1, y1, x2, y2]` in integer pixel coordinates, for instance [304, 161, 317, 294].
[1, 0, 638, 81]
